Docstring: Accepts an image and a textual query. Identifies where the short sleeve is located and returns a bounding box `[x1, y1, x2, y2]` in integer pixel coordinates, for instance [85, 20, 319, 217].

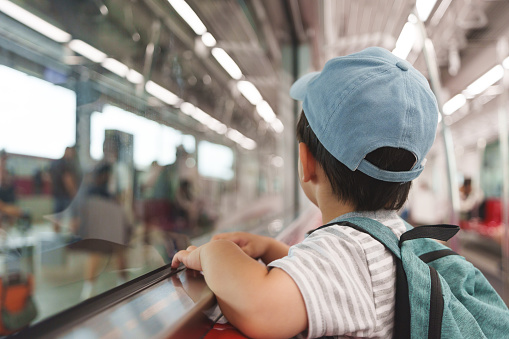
[269, 228, 377, 338]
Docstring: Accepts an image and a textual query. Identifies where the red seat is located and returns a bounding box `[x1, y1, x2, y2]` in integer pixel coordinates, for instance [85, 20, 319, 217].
[204, 323, 247, 339]
[484, 199, 502, 226]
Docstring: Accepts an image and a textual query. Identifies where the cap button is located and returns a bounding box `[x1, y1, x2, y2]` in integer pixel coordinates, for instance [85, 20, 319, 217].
[396, 61, 409, 71]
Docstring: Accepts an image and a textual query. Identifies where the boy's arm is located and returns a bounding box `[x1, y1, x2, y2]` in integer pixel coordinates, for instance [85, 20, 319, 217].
[172, 240, 307, 338]
[212, 232, 290, 265]
[260, 237, 290, 264]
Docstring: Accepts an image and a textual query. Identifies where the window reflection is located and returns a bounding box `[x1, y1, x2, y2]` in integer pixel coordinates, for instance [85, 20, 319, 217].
[0, 63, 261, 334]
[0, 0, 287, 334]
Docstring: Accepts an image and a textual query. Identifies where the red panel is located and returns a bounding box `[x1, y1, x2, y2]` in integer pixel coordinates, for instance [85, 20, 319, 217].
[484, 199, 502, 225]
[204, 323, 248, 339]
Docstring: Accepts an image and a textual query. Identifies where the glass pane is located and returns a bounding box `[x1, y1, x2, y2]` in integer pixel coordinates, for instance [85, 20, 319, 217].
[0, 0, 290, 334]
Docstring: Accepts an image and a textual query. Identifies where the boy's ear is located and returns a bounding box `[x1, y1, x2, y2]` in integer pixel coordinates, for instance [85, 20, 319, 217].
[298, 142, 317, 182]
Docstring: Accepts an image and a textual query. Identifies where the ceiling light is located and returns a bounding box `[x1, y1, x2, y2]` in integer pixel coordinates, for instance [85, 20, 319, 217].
[392, 22, 416, 60]
[225, 129, 256, 149]
[407, 14, 418, 24]
[226, 129, 244, 143]
[99, 5, 108, 16]
[201, 32, 216, 47]
[101, 58, 129, 77]
[126, 69, 144, 84]
[256, 100, 276, 123]
[237, 81, 262, 105]
[416, 0, 437, 22]
[209, 120, 227, 135]
[192, 108, 214, 125]
[168, 0, 207, 35]
[464, 65, 504, 96]
[271, 118, 284, 133]
[443, 94, 466, 115]
[211, 48, 242, 80]
[503, 56, 509, 69]
[0, 0, 71, 43]
[180, 102, 195, 115]
[241, 138, 257, 150]
[145, 81, 180, 105]
[68, 40, 106, 63]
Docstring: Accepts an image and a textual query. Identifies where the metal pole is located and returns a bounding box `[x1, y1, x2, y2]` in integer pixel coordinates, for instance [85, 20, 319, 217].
[496, 37, 509, 302]
[414, 16, 461, 231]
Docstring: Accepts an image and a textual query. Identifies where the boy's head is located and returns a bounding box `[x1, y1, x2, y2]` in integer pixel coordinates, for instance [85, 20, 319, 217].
[292, 47, 439, 211]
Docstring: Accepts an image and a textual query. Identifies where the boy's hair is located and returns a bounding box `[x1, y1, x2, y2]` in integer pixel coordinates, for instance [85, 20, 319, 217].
[296, 111, 414, 211]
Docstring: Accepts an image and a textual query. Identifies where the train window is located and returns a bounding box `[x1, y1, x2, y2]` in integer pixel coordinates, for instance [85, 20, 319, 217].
[0, 0, 301, 335]
[198, 141, 234, 181]
[0, 65, 76, 159]
[90, 104, 183, 168]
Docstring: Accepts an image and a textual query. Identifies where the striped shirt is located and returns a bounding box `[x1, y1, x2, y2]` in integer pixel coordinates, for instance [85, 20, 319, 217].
[269, 210, 406, 338]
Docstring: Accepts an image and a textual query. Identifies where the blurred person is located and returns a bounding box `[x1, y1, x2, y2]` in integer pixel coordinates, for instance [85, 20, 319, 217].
[0, 150, 24, 229]
[459, 177, 484, 221]
[174, 179, 198, 232]
[73, 162, 131, 299]
[0, 150, 16, 205]
[139, 160, 163, 200]
[49, 146, 81, 232]
[49, 146, 80, 232]
[99, 133, 134, 224]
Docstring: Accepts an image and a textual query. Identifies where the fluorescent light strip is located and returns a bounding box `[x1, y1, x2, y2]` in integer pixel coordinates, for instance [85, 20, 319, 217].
[179, 102, 228, 135]
[503, 56, 509, 70]
[256, 100, 276, 123]
[464, 65, 504, 96]
[101, 58, 129, 77]
[392, 22, 416, 60]
[168, 0, 207, 35]
[69, 39, 106, 63]
[226, 129, 245, 144]
[201, 32, 216, 47]
[212, 48, 243, 80]
[0, 0, 71, 43]
[443, 60, 509, 116]
[241, 138, 256, 150]
[179, 103, 255, 148]
[210, 121, 227, 135]
[237, 81, 262, 105]
[145, 81, 180, 105]
[192, 107, 214, 125]
[271, 119, 284, 133]
[255, 101, 285, 133]
[443, 94, 466, 115]
[180, 102, 195, 115]
[127, 69, 144, 84]
[416, 0, 437, 22]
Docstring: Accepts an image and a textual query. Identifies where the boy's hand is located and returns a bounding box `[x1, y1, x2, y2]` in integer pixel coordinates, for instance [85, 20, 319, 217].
[171, 245, 202, 271]
[212, 232, 267, 260]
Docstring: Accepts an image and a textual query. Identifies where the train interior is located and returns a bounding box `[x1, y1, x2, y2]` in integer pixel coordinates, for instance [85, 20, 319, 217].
[0, 0, 508, 337]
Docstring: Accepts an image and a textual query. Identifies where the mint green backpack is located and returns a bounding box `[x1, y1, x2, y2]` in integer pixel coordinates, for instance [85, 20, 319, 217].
[314, 217, 509, 338]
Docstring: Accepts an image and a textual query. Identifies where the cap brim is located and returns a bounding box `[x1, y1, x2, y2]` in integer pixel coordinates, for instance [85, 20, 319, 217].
[290, 71, 321, 101]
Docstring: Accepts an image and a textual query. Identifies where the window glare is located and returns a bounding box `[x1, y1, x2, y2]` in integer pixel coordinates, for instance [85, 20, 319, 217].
[0, 65, 76, 158]
[198, 141, 234, 180]
[90, 104, 184, 169]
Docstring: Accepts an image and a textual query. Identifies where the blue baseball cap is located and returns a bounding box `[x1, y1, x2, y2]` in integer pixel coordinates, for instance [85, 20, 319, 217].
[290, 47, 439, 182]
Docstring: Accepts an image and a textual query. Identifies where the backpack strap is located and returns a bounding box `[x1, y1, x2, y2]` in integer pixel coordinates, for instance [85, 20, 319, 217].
[309, 217, 460, 339]
[399, 224, 459, 245]
[309, 217, 410, 338]
[311, 216, 402, 258]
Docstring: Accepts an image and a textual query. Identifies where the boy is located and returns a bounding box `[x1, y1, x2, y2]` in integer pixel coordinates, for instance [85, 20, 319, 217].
[171, 47, 439, 338]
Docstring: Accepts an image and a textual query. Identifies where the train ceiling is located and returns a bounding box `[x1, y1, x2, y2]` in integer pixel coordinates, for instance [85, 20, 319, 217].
[2, 0, 508, 151]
